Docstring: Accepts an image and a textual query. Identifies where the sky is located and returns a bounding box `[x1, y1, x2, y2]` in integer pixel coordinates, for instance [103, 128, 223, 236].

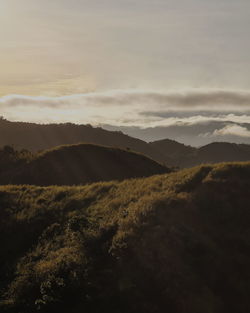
[1, 0, 250, 145]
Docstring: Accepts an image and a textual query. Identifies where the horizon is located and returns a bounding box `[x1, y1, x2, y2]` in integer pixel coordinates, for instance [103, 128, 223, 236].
[1, 115, 250, 147]
[1, 0, 250, 145]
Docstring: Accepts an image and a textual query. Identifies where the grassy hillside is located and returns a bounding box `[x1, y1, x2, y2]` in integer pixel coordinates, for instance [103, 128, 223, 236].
[0, 143, 169, 186]
[1, 162, 250, 313]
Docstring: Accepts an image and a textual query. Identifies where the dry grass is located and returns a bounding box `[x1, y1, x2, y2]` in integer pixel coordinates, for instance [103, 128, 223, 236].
[0, 162, 250, 313]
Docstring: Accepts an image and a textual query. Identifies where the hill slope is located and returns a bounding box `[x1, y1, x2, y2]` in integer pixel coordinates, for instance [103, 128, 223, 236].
[0, 143, 169, 186]
[178, 142, 250, 167]
[149, 138, 195, 157]
[150, 139, 250, 167]
[0, 118, 167, 164]
[194, 142, 250, 164]
[149, 138, 196, 166]
[1, 162, 250, 313]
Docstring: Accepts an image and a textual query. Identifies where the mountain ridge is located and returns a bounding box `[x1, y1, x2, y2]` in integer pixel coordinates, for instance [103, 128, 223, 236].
[1, 118, 250, 167]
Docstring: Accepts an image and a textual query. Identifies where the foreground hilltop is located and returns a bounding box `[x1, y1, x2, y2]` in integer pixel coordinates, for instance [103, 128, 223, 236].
[1, 162, 250, 313]
[0, 143, 169, 185]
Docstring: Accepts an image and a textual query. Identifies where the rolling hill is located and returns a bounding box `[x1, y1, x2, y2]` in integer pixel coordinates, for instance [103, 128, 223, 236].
[149, 138, 196, 166]
[149, 138, 195, 157]
[0, 118, 167, 164]
[150, 140, 250, 167]
[1, 162, 250, 313]
[193, 142, 250, 164]
[0, 143, 169, 186]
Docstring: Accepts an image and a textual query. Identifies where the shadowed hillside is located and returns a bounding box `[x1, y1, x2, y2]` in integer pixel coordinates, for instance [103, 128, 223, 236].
[1, 162, 250, 313]
[0, 143, 169, 186]
[151, 139, 250, 167]
[180, 142, 250, 167]
[149, 138, 195, 157]
[0, 118, 167, 164]
[194, 142, 250, 164]
[149, 138, 196, 166]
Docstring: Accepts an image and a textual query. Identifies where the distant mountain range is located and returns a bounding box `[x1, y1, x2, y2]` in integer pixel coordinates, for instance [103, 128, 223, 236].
[1, 118, 250, 168]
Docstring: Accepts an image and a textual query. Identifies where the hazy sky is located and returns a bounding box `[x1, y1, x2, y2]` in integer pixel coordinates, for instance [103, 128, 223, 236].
[1, 0, 250, 144]
[1, 0, 250, 95]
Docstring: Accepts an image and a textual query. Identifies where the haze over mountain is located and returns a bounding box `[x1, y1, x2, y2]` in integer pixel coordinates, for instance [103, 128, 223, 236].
[103, 119, 250, 147]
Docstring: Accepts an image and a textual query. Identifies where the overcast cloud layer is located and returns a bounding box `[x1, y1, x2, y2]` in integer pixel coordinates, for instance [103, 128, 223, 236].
[1, 89, 250, 145]
[2, 89, 250, 110]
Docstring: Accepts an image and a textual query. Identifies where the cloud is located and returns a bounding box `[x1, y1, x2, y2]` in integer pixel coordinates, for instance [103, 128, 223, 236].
[1, 89, 250, 146]
[1, 89, 250, 110]
[102, 121, 250, 146]
[141, 110, 250, 119]
[148, 114, 250, 128]
[1, 89, 250, 129]
[135, 89, 250, 110]
[213, 124, 250, 138]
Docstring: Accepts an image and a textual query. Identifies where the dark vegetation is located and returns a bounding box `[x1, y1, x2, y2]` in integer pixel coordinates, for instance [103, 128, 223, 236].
[2, 118, 250, 167]
[0, 145, 32, 173]
[1, 162, 250, 313]
[0, 144, 169, 186]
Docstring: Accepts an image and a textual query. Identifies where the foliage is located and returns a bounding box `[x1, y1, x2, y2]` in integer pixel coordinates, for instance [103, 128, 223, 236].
[0, 144, 169, 186]
[0, 146, 32, 172]
[0, 162, 250, 313]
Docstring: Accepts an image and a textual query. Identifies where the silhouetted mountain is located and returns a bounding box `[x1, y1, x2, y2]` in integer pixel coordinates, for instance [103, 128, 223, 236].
[181, 142, 250, 167]
[0, 118, 167, 164]
[150, 139, 250, 167]
[0, 143, 169, 186]
[1, 162, 250, 313]
[102, 122, 250, 146]
[1, 118, 250, 168]
[149, 138, 195, 165]
[197, 142, 250, 162]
